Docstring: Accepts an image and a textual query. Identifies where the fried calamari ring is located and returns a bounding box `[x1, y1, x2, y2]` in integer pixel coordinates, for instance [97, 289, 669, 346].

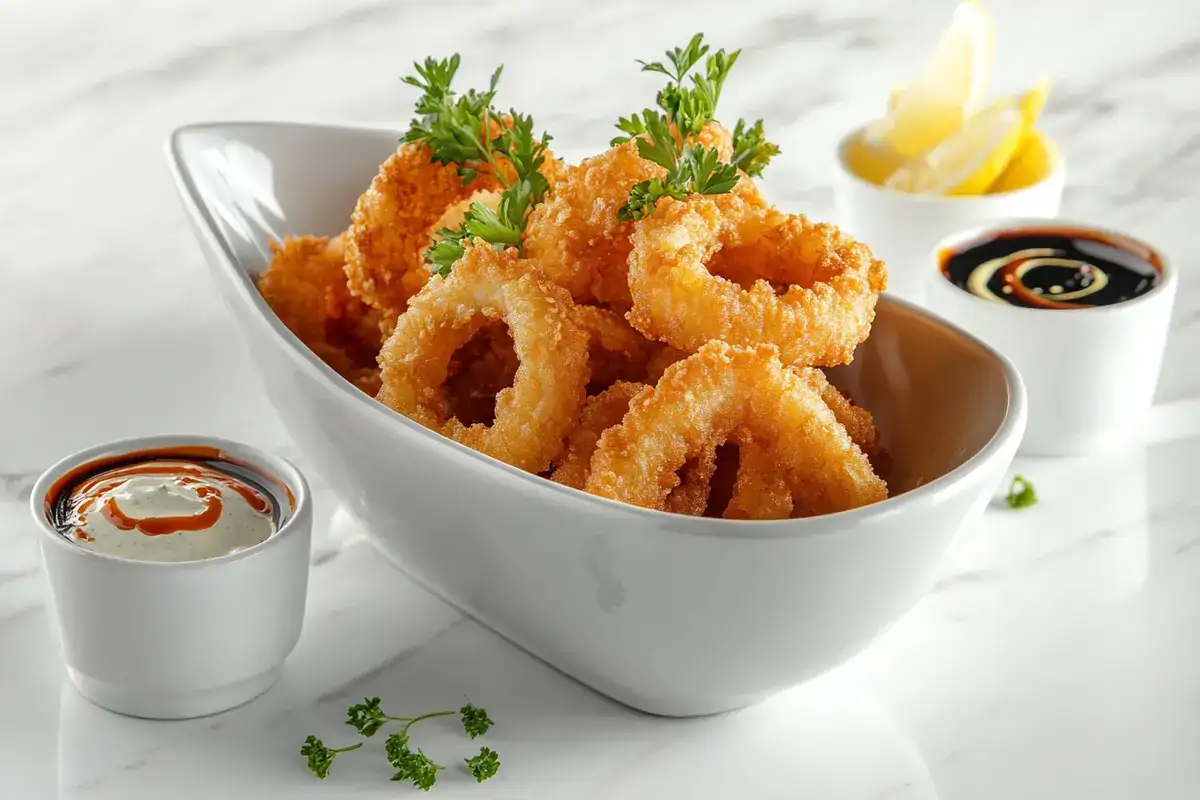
[376, 243, 589, 473]
[257, 233, 382, 392]
[551, 381, 723, 516]
[724, 441, 793, 521]
[573, 305, 656, 390]
[551, 381, 646, 490]
[443, 324, 518, 427]
[798, 368, 879, 455]
[627, 185, 888, 367]
[524, 122, 737, 309]
[721, 373, 881, 519]
[345, 143, 501, 326]
[584, 342, 886, 514]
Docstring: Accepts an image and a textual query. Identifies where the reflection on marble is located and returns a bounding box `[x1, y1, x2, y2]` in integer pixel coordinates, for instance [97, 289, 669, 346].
[2, 0, 1199, 796]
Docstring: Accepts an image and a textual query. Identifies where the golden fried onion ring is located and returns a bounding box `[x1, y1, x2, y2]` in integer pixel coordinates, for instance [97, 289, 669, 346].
[376, 243, 589, 473]
[627, 185, 888, 367]
[585, 342, 886, 514]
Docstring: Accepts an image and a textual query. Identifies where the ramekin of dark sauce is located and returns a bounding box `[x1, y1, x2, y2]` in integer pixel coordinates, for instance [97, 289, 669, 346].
[926, 220, 1176, 456]
[31, 436, 312, 719]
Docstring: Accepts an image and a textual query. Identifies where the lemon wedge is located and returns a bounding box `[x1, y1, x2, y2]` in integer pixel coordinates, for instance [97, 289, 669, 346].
[843, 135, 910, 185]
[988, 128, 1059, 192]
[1018, 76, 1051, 127]
[885, 101, 1025, 195]
[864, 0, 994, 158]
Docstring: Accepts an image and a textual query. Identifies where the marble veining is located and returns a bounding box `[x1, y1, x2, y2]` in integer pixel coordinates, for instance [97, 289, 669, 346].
[2, 0, 1199, 796]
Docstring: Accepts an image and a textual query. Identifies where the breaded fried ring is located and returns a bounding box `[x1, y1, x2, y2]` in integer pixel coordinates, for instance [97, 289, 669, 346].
[345, 143, 501, 325]
[551, 381, 724, 516]
[662, 448, 720, 517]
[724, 442, 793, 520]
[798, 368, 879, 455]
[573, 305, 655, 390]
[376, 243, 589, 473]
[551, 381, 646, 490]
[584, 342, 886, 514]
[257, 233, 382, 392]
[626, 186, 888, 367]
[524, 122, 737, 309]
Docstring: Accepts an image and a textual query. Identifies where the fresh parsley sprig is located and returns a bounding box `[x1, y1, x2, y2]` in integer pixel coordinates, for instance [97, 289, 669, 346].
[403, 56, 504, 185]
[730, 117, 781, 178]
[617, 111, 739, 221]
[465, 747, 501, 782]
[303, 699, 499, 790]
[300, 735, 362, 780]
[613, 33, 741, 144]
[424, 111, 554, 276]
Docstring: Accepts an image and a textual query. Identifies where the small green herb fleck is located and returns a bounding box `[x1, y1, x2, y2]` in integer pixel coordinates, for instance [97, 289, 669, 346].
[1006, 475, 1037, 509]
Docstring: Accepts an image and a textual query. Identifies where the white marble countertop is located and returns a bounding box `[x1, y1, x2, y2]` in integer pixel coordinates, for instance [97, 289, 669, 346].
[3, 0, 1200, 796]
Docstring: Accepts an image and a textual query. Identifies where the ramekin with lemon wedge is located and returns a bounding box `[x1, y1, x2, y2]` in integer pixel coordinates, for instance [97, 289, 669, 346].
[833, 0, 1065, 303]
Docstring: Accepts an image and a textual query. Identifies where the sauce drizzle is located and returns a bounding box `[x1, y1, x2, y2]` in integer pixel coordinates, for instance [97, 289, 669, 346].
[940, 226, 1163, 309]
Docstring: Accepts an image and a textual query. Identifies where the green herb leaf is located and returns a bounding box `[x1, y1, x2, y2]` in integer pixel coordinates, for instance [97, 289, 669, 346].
[460, 703, 495, 739]
[465, 746, 501, 782]
[678, 144, 740, 195]
[301, 735, 362, 779]
[386, 734, 445, 792]
[638, 33, 710, 83]
[611, 113, 650, 145]
[731, 118, 781, 177]
[1006, 475, 1038, 509]
[345, 696, 390, 738]
[403, 58, 503, 184]
[617, 138, 737, 222]
[633, 111, 682, 169]
[422, 109, 554, 274]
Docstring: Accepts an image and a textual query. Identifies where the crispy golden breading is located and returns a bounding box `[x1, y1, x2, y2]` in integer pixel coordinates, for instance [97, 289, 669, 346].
[345, 143, 502, 328]
[256, 234, 382, 391]
[376, 243, 589, 473]
[626, 179, 887, 367]
[585, 342, 886, 514]
[524, 122, 735, 309]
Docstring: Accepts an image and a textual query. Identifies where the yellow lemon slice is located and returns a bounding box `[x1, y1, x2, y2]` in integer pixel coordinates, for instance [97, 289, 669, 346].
[885, 102, 1024, 195]
[1018, 76, 1051, 127]
[988, 128, 1059, 192]
[864, 0, 994, 158]
[843, 135, 910, 185]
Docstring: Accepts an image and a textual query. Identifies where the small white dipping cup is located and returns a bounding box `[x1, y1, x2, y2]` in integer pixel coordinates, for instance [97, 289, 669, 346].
[31, 435, 312, 719]
[925, 220, 1177, 456]
[833, 126, 1066, 304]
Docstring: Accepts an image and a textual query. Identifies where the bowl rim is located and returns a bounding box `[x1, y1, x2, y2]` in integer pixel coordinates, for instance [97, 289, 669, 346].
[30, 433, 311, 569]
[166, 120, 1028, 540]
[833, 124, 1066, 203]
[926, 216, 1179, 316]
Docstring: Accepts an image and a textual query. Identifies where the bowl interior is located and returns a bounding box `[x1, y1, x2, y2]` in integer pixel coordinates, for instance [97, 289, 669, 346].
[171, 122, 1015, 503]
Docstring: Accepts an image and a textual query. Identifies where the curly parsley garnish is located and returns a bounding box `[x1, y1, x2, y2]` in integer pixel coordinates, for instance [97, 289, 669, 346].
[731, 117, 781, 178]
[303, 698, 500, 790]
[465, 746, 501, 782]
[617, 111, 739, 221]
[1006, 475, 1038, 509]
[613, 33, 739, 143]
[401, 56, 553, 277]
[300, 735, 362, 780]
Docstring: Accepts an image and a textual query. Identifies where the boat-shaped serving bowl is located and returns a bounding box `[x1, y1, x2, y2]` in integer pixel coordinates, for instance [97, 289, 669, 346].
[167, 122, 1026, 717]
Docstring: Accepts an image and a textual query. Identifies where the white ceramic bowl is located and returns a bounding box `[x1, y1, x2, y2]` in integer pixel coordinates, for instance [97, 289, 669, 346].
[925, 219, 1177, 456]
[167, 122, 1026, 717]
[31, 435, 312, 719]
[833, 126, 1065, 304]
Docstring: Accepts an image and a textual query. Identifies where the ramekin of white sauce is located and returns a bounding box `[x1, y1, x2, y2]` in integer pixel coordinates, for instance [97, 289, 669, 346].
[31, 436, 312, 719]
